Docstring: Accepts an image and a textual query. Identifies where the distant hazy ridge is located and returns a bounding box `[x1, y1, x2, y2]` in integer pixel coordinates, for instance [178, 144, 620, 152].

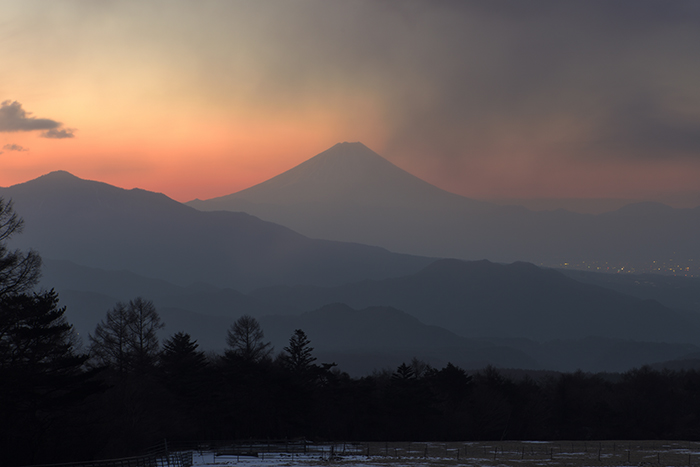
[187, 142, 700, 273]
[3, 145, 700, 374]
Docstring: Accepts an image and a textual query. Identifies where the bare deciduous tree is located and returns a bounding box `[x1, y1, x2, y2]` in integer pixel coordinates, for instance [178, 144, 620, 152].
[127, 297, 163, 370]
[89, 297, 163, 374]
[225, 314, 272, 363]
[0, 198, 41, 298]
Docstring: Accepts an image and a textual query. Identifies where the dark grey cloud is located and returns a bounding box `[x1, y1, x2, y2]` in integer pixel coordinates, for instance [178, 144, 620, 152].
[0, 100, 61, 132]
[239, 0, 700, 165]
[2, 144, 28, 152]
[0, 100, 76, 140]
[374, 1, 700, 164]
[41, 128, 76, 139]
[588, 98, 700, 159]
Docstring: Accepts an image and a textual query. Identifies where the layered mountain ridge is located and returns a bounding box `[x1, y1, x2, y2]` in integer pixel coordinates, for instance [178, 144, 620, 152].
[253, 258, 700, 344]
[3, 147, 700, 375]
[187, 142, 700, 268]
[189, 142, 487, 210]
[41, 257, 700, 375]
[1, 170, 432, 291]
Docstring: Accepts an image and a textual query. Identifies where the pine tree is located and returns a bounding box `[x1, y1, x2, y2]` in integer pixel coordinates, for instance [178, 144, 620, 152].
[161, 332, 207, 373]
[283, 329, 316, 373]
[392, 362, 416, 381]
[0, 290, 100, 464]
[160, 332, 208, 394]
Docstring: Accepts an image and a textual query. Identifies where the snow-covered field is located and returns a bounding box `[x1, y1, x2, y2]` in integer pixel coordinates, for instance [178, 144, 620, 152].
[188, 441, 700, 467]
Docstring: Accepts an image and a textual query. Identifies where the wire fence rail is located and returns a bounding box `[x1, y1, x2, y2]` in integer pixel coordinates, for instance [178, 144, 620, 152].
[22, 440, 700, 467]
[25, 445, 193, 467]
[185, 439, 700, 466]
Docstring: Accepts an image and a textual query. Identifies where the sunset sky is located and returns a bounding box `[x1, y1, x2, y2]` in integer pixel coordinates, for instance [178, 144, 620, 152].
[2, 1, 700, 205]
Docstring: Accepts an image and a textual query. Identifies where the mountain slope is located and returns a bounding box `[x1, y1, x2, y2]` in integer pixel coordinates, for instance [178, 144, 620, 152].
[253, 259, 700, 344]
[39, 258, 282, 316]
[1, 171, 432, 291]
[259, 303, 539, 375]
[187, 143, 700, 268]
[40, 256, 700, 374]
[188, 142, 487, 210]
[558, 268, 700, 315]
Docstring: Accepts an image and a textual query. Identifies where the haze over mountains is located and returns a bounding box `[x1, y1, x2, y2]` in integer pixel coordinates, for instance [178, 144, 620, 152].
[39, 257, 700, 374]
[2, 142, 700, 374]
[189, 142, 487, 211]
[1, 170, 430, 291]
[253, 259, 700, 344]
[40, 259, 700, 374]
[189, 142, 700, 272]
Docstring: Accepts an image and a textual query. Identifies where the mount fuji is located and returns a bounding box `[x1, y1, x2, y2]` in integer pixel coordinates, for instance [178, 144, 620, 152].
[188, 142, 487, 211]
[188, 142, 700, 268]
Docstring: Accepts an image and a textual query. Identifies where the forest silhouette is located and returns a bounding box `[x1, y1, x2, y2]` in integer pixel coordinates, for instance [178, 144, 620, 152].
[3, 196, 700, 466]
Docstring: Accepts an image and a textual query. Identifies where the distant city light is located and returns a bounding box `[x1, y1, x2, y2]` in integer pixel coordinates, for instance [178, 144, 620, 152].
[546, 259, 698, 277]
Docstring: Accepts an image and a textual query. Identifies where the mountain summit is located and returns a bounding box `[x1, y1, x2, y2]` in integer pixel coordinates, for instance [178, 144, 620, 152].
[188, 142, 486, 210]
[186, 142, 497, 256]
[0, 170, 432, 291]
[186, 142, 700, 264]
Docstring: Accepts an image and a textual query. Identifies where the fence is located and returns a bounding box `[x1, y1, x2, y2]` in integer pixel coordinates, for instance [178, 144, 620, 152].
[23, 439, 700, 467]
[194, 439, 700, 466]
[25, 444, 193, 467]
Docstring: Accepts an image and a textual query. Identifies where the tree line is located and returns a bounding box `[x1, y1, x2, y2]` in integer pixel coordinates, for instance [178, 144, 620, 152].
[4, 197, 700, 466]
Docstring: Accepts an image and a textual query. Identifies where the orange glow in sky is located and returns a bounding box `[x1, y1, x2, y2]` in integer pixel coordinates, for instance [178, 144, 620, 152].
[2, 2, 700, 206]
